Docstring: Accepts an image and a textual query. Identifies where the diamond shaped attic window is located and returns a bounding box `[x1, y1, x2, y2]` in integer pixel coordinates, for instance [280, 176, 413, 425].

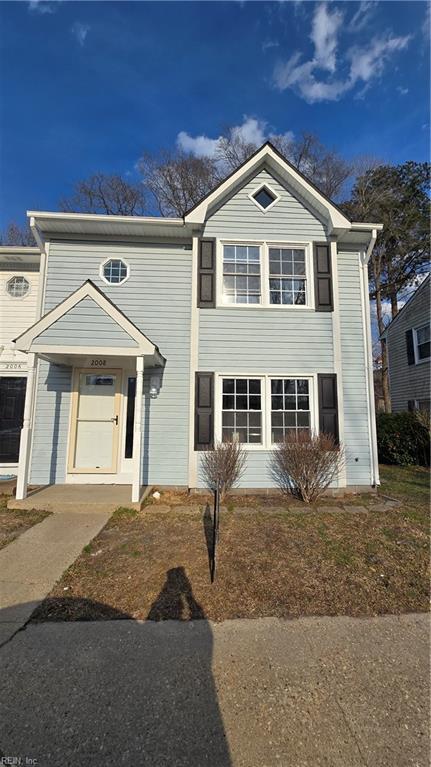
[251, 185, 278, 211]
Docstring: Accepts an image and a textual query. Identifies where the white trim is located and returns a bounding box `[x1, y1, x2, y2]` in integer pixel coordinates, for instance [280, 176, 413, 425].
[214, 372, 317, 451]
[217, 238, 314, 310]
[184, 144, 351, 232]
[99, 256, 130, 287]
[330, 239, 346, 487]
[14, 281, 157, 356]
[188, 236, 199, 487]
[36, 239, 49, 320]
[248, 181, 280, 214]
[28, 210, 183, 226]
[132, 356, 144, 502]
[32, 345, 144, 357]
[15, 353, 37, 500]
[360, 249, 380, 487]
[413, 323, 430, 365]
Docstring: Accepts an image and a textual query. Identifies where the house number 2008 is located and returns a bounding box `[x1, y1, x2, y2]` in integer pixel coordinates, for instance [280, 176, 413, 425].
[90, 359, 107, 367]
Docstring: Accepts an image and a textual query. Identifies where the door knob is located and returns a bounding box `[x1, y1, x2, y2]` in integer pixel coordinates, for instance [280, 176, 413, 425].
[111, 415, 119, 425]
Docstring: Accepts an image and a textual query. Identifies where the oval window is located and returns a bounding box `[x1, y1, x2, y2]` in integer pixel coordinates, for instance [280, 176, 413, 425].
[7, 276, 30, 298]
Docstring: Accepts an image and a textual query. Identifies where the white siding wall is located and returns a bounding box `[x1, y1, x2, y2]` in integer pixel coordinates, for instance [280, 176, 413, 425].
[0, 266, 40, 363]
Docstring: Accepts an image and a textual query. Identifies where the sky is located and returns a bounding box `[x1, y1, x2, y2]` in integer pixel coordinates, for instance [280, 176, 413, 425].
[0, 0, 429, 230]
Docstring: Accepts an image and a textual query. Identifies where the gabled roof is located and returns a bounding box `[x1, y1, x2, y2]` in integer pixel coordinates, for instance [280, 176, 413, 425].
[381, 274, 430, 338]
[184, 141, 353, 233]
[14, 280, 164, 360]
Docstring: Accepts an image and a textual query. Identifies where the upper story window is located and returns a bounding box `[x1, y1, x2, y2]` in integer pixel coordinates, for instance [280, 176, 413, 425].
[220, 241, 312, 308]
[101, 258, 129, 285]
[250, 183, 280, 213]
[6, 276, 30, 298]
[414, 323, 430, 363]
[222, 245, 261, 305]
[269, 247, 306, 305]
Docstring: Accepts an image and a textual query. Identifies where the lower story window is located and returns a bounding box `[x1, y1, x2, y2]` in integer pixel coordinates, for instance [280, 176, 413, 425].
[222, 378, 262, 444]
[271, 378, 311, 443]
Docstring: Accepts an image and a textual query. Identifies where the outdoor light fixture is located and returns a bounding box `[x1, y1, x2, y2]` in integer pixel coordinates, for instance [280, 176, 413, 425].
[149, 370, 162, 399]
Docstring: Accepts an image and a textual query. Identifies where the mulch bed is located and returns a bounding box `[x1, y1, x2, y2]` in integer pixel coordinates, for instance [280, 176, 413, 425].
[0, 497, 51, 550]
[31, 466, 430, 622]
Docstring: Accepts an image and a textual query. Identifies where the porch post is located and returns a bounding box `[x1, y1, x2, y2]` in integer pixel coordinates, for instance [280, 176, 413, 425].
[132, 355, 144, 503]
[16, 353, 37, 500]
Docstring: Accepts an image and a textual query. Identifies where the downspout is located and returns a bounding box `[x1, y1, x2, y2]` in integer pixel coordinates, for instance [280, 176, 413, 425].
[362, 228, 380, 486]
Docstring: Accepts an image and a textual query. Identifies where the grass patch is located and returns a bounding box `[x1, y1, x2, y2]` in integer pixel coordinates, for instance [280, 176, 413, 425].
[0, 499, 51, 550]
[112, 506, 138, 520]
[31, 466, 429, 623]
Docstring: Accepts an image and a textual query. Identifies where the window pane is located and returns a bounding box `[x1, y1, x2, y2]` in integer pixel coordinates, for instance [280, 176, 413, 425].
[222, 244, 261, 305]
[418, 342, 430, 360]
[236, 379, 247, 393]
[222, 412, 234, 427]
[223, 379, 234, 393]
[253, 187, 276, 209]
[236, 395, 248, 410]
[270, 377, 311, 443]
[223, 395, 234, 410]
[416, 325, 430, 344]
[269, 248, 306, 305]
[249, 379, 261, 394]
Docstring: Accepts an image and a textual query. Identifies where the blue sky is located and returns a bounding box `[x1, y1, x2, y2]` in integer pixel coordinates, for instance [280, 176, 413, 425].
[0, 0, 429, 229]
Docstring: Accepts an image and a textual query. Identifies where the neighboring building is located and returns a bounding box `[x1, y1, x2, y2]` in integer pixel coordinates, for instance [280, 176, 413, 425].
[383, 275, 430, 413]
[0, 247, 41, 474]
[12, 143, 382, 501]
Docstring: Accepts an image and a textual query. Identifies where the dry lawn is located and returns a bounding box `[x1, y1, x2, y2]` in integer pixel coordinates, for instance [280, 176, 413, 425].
[32, 465, 430, 622]
[0, 496, 50, 550]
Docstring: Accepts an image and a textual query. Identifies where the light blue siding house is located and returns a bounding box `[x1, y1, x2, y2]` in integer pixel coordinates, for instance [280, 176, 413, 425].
[13, 143, 382, 503]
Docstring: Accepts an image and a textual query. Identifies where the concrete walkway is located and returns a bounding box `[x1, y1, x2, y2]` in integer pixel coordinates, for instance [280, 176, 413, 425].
[0, 510, 111, 644]
[0, 613, 429, 766]
[8, 483, 150, 513]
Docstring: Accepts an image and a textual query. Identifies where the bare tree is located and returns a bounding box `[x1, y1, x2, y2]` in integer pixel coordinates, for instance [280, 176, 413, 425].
[1, 221, 36, 246]
[60, 173, 147, 216]
[138, 150, 218, 217]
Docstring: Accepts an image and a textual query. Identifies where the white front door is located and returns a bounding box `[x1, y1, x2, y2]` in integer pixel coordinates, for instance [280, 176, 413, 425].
[69, 369, 122, 473]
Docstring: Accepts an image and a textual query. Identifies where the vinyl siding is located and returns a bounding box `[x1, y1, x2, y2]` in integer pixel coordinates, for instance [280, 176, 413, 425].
[386, 277, 430, 411]
[203, 168, 327, 241]
[30, 241, 192, 486]
[33, 297, 138, 348]
[30, 361, 72, 484]
[0, 266, 40, 365]
[338, 249, 372, 486]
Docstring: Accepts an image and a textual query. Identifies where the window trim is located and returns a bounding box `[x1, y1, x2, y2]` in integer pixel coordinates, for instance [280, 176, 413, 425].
[214, 373, 318, 451]
[248, 182, 281, 214]
[217, 239, 314, 309]
[5, 275, 31, 300]
[413, 323, 430, 365]
[99, 257, 130, 286]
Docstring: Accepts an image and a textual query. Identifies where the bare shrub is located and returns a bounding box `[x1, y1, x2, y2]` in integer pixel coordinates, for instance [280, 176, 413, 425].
[270, 431, 345, 503]
[200, 440, 247, 501]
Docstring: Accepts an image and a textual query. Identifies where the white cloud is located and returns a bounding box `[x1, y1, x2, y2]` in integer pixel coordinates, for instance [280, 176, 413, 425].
[397, 86, 409, 96]
[177, 117, 294, 159]
[177, 131, 219, 159]
[28, 1, 56, 14]
[348, 2, 378, 33]
[310, 2, 343, 72]
[262, 40, 280, 52]
[71, 22, 91, 46]
[273, 2, 412, 104]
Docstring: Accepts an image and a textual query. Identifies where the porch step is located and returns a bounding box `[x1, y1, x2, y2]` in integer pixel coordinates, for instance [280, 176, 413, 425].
[7, 484, 151, 514]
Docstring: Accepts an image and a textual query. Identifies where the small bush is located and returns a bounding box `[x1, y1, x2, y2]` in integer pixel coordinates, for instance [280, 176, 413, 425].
[200, 440, 247, 501]
[377, 411, 430, 466]
[270, 430, 345, 504]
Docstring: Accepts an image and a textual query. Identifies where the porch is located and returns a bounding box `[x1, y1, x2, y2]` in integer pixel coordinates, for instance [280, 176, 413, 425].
[8, 483, 153, 513]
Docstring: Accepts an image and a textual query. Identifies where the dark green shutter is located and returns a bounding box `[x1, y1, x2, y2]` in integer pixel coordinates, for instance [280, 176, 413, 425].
[314, 243, 333, 312]
[198, 239, 216, 308]
[405, 329, 415, 365]
[194, 372, 214, 450]
[318, 373, 339, 443]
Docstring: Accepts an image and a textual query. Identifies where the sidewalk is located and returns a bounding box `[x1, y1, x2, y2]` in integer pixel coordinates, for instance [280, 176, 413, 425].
[0, 613, 429, 766]
[0, 510, 111, 644]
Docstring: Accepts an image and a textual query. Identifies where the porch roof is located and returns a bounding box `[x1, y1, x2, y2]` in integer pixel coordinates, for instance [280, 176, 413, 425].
[14, 280, 165, 366]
